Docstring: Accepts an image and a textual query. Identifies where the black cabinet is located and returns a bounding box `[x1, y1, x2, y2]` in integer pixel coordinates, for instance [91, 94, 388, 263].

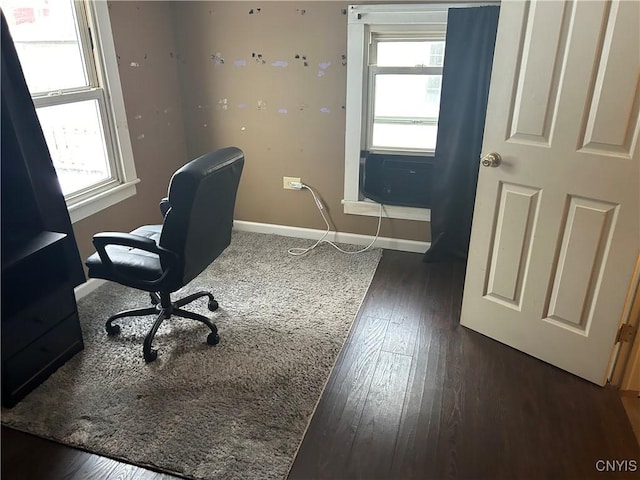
[1, 231, 84, 408]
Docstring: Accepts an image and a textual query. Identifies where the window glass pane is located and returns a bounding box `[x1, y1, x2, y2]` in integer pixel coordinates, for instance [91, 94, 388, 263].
[36, 99, 112, 196]
[376, 41, 445, 67]
[372, 123, 438, 150]
[1, 0, 88, 93]
[372, 74, 442, 150]
[428, 42, 445, 67]
[374, 74, 441, 119]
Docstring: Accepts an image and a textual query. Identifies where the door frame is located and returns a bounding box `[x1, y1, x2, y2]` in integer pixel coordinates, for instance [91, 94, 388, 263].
[608, 253, 640, 388]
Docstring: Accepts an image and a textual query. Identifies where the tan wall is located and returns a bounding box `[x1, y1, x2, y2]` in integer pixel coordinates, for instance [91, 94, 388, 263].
[74, 0, 429, 267]
[72, 1, 189, 265]
[172, 1, 429, 242]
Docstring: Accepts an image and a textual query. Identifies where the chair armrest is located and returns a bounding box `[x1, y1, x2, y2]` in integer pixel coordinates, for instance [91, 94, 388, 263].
[159, 197, 171, 217]
[93, 232, 158, 252]
[92, 232, 179, 288]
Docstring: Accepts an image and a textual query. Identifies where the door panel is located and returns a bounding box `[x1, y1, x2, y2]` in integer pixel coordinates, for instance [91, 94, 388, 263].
[544, 196, 618, 333]
[485, 182, 540, 310]
[508, 0, 572, 145]
[461, 0, 639, 385]
[579, 0, 639, 156]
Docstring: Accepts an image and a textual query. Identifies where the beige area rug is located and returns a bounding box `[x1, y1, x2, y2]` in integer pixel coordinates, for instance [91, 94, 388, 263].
[1, 231, 381, 479]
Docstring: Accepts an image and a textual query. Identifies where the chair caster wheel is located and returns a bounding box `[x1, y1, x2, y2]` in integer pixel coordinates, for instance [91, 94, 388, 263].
[106, 324, 121, 336]
[144, 349, 158, 363]
[208, 300, 219, 311]
[207, 333, 220, 345]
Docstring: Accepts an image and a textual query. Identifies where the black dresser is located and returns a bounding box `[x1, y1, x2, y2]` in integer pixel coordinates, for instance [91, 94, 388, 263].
[1, 230, 84, 408]
[1, 12, 87, 408]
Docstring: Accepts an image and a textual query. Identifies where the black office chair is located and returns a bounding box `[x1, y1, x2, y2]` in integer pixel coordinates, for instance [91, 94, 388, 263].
[86, 147, 244, 362]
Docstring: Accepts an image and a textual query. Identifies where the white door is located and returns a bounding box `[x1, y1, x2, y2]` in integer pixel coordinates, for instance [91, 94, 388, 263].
[460, 0, 639, 385]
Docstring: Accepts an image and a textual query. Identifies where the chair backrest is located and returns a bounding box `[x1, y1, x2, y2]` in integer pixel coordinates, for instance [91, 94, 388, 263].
[159, 147, 244, 285]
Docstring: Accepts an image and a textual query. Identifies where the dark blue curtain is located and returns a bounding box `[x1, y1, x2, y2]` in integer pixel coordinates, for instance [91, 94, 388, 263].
[1, 13, 85, 286]
[423, 6, 500, 262]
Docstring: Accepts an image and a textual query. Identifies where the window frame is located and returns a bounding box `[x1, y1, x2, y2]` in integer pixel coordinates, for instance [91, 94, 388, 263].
[343, 3, 481, 221]
[5, 0, 139, 223]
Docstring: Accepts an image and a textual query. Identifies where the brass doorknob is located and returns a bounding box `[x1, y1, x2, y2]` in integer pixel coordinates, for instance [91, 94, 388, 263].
[481, 152, 501, 167]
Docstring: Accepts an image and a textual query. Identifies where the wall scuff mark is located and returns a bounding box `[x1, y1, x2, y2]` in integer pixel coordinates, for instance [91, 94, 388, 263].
[317, 61, 331, 78]
[252, 52, 266, 64]
[257, 100, 267, 111]
[294, 54, 309, 67]
[211, 52, 225, 65]
[130, 62, 140, 67]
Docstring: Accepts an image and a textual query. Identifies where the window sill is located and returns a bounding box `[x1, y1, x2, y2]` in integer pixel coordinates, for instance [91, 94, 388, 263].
[68, 179, 140, 223]
[342, 199, 430, 222]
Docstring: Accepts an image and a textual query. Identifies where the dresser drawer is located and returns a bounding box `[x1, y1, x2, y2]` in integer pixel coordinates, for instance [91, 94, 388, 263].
[2, 313, 83, 406]
[1, 282, 76, 359]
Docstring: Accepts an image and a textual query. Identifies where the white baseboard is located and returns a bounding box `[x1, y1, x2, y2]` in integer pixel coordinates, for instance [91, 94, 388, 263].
[233, 220, 430, 253]
[74, 278, 107, 301]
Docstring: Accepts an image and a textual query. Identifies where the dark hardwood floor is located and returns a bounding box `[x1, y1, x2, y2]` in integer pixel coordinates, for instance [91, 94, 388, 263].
[289, 252, 640, 479]
[3, 250, 639, 479]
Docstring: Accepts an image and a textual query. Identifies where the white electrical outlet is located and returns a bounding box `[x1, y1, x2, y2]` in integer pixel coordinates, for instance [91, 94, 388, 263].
[283, 176, 302, 190]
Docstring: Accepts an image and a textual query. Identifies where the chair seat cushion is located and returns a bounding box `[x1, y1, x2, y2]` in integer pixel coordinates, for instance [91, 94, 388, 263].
[86, 225, 165, 286]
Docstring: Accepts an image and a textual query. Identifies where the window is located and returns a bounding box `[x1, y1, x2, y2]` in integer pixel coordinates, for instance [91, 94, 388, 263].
[369, 36, 445, 152]
[1, 0, 138, 222]
[344, 4, 452, 221]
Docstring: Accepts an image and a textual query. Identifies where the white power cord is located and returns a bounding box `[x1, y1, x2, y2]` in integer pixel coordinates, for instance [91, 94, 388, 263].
[288, 183, 383, 256]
